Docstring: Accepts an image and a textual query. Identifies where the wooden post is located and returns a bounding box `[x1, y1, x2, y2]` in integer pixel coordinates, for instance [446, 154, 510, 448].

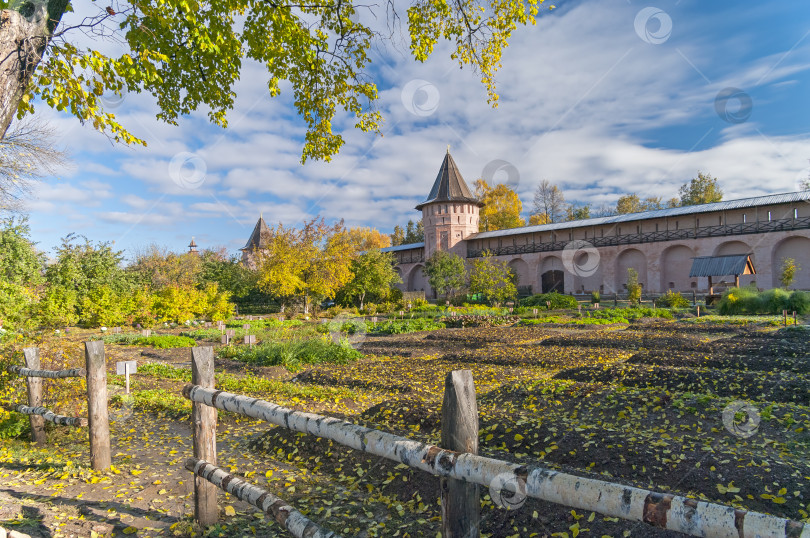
[22, 348, 45, 444]
[794, 311, 797, 325]
[84, 341, 111, 470]
[708, 275, 713, 295]
[784, 310, 788, 327]
[191, 346, 218, 526]
[440, 370, 480, 537]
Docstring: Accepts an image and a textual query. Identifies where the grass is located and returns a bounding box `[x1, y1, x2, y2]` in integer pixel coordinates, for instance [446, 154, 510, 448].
[131, 362, 362, 402]
[682, 314, 786, 326]
[367, 318, 446, 334]
[216, 337, 361, 371]
[100, 333, 197, 348]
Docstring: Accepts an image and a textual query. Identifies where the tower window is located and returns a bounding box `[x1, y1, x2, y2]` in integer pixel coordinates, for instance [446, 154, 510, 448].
[767, 211, 771, 221]
[743, 214, 747, 223]
[795, 208, 799, 219]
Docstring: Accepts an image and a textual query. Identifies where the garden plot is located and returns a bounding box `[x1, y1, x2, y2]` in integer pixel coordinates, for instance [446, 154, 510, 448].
[0, 321, 808, 537]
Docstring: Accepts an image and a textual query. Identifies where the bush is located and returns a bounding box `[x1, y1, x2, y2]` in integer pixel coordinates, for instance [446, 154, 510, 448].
[368, 318, 445, 334]
[590, 291, 600, 304]
[441, 315, 517, 328]
[520, 292, 578, 310]
[218, 337, 361, 371]
[718, 287, 810, 315]
[656, 290, 690, 309]
[101, 333, 197, 348]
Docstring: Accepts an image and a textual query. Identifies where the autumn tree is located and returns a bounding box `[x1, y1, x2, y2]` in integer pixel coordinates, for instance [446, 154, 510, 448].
[468, 251, 516, 306]
[532, 180, 566, 223]
[528, 213, 550, 226]
[678, 172, 723, 206]
[341, 249, 400, 309]
[256, 218, 353, 313]
[390, 225, 405, 246]
[425, 250, 466, 299]
[0, 117, 67, 212]
[779, 258, 800, 289]
[345, 226, 391, 254]
[474, 178, 525, 232]
[625, 268, 641, 305]
[565, 203, 591, 221]
[0, 0, 548, 161]
[615, 194, 664, 215]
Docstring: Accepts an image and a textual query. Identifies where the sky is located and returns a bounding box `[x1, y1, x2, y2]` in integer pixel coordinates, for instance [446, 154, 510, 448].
[18, 0, 810, 260]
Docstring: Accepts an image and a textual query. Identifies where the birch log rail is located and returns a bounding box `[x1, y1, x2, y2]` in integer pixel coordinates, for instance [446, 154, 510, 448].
[12, 405, 88, 427]
[182, 383, 810, 538]
[185, 458, 340, 538]
[8, 365, 86, 378]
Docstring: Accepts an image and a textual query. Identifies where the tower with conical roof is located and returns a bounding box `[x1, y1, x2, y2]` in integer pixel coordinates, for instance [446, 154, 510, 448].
[240, 214, 272, 268]
[416, 149, 483, 259]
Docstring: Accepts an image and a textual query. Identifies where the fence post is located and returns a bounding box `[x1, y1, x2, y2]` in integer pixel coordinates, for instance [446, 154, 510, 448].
[84, 341, 111, 470]
[440, 370, 480, 537]
[191, 346, 218, 526]
[22, 347, 46, 444]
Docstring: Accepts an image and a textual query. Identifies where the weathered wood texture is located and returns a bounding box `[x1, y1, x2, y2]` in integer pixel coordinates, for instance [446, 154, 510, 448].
[0, 0, 69, 137]
[14, 404, 87, 427]
[440, 370, 480, 538]
[182, 384, 810, 538]
[21, 348, 45, 444]
[84, 341, 111, 470]
[190, 347, 218, 526]
[8, 365, 86, 378]
[185, 458, 339, 537]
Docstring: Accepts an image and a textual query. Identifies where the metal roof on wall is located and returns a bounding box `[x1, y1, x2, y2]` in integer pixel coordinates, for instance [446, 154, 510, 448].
[380, 242, 425, 253]
[471, 191, 810, 240]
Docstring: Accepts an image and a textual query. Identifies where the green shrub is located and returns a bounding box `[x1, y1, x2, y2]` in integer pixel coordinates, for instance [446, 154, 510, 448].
[101, 333, 197, 348]
[656, 290, 690, 309]
[368, 318, 445, 334]
[590, 291, 601, 304]
[217, 337, 361, 371]
[0, 413, 29, 440]
[718, 287, 810, 315]
[520, 292, 578, 310]
[787, 291, 810, 315]
[441, 315, 517, 328]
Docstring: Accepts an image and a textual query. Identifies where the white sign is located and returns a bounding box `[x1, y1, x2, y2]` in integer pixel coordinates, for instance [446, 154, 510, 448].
[116, 361, 138, 375]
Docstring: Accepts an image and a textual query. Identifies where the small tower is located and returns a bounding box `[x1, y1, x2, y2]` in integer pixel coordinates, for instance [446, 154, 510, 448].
[188, 237, 199, 255]
[415, 149, 482, 259]
[240, 214, 272, 268]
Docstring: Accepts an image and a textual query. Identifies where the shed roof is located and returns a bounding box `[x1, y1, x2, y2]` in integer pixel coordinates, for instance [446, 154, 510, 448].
[689, 254, 756, 277]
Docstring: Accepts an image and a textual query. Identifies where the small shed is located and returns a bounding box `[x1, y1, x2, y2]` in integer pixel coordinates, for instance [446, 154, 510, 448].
[689, 254, 756, 294]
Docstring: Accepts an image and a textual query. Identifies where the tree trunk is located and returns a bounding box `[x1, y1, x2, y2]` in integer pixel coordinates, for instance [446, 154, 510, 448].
[0, 0, 69, 138]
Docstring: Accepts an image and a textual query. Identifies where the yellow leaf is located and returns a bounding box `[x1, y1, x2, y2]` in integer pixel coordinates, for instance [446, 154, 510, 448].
[225, 505, 236, 516]
[123, 526, 138, 534]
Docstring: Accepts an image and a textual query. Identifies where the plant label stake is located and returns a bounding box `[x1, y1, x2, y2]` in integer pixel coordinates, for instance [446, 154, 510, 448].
[794, 311, 797, 325]
[221, 334, 230, 345]
[244, 335, 256, 347]
[546, 301, 551, 310]
[533, 308, 538, 318]
[594, 303, 600, 310]
[697, 306, 700, 317]
[116, 361, 137, 394]
[243, 324, 250, 330]
[578, 305, 582, 315]
[783, 310, 788, 327]
[141, 329, 151, 337]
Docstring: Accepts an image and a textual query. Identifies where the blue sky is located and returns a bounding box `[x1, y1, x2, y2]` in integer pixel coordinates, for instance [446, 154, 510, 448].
[22, 0, 810, 260]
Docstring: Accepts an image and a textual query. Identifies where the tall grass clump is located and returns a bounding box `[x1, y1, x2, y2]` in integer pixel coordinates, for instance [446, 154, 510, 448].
[718, 286, 810, 315]
[218, 337, 361, 371]
[520, 292, 578, 310]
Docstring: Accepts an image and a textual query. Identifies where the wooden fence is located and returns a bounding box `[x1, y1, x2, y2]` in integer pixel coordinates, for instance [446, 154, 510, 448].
[6, 343, 111, 470]
[181, 348, 809, 538]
